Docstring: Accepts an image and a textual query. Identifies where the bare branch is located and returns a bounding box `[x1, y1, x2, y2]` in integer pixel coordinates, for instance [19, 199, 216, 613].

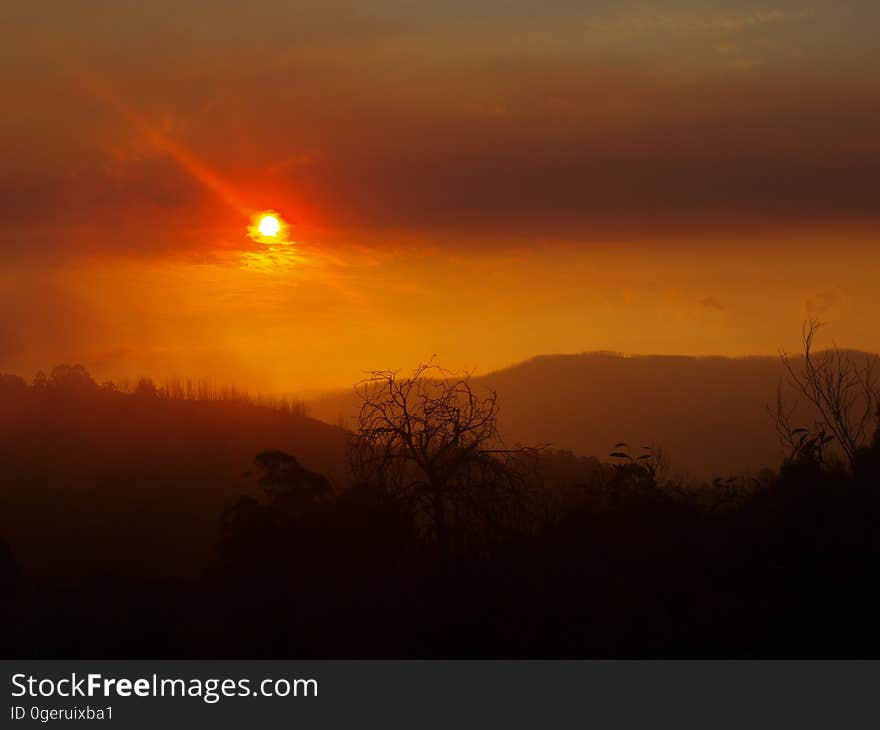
[777, 319, 879, 467]
[349, 361, 539, 552]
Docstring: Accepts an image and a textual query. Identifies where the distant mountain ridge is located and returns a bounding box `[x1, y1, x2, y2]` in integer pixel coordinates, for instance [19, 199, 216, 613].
[308, 351, 878, 478]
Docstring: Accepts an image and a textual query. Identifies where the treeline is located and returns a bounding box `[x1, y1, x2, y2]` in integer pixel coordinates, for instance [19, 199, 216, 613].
[1, 364, 308, 417]
[206, 362, 880, 657]
[206, 432, 880, 657]
[2, 337, 880, 658]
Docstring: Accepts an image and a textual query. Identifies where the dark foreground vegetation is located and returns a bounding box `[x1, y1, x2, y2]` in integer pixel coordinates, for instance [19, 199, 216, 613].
[2, 325, 880, 658]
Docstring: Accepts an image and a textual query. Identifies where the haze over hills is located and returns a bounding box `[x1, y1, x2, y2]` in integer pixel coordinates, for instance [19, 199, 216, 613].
[308, 351, 875, 478]
[2, 348, 874, 587]
[3, 349, 880, 658]
[0, 382, 348, 581]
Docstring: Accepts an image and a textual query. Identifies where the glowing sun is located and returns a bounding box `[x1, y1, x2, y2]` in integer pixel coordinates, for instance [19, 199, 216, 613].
[248, 210, 290, 244]
[258, 215, 281, 237]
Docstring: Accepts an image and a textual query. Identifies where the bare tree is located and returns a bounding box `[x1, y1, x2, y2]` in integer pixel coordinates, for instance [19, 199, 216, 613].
[777, 318, 879, 466]
[349, 362, 536, 553]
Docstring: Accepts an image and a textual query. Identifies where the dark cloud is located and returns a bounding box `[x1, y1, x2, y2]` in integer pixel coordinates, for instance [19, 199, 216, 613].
[1, 1, 879, 257]
[804, 290, 841, 317]
[271, 72, 880, 241]
[700, 296, 725, 311]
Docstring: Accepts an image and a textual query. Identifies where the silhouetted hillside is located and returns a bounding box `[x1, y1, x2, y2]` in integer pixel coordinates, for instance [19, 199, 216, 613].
[0, 372, 347, 582]
[3, 356, 880, 658]
[309, 352, 876, 477]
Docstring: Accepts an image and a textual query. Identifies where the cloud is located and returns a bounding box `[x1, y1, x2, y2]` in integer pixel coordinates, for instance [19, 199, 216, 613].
[699, 296, 725, 311]
[804, 290, 841, 316]
[1, 1, 877, 260]
[5, 67, 880, 257]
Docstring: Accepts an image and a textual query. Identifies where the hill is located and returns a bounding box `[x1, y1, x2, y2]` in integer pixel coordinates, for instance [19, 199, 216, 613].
[308, 352, 870, 478]
[0, 378, 348, 581]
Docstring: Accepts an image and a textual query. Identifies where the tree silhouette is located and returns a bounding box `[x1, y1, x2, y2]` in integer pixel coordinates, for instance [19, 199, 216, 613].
[0, 374, 26, 395]
[253, 450, 333, 505]
[778, 318, 879, 467]
[48, 364, 97, 394]
[134, 377, 158, 398]
[350, 362, 534, 553]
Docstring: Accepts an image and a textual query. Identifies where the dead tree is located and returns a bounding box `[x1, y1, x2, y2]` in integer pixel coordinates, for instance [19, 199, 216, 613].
[349, 362, 535, 553]
[777, 318, 879, 467]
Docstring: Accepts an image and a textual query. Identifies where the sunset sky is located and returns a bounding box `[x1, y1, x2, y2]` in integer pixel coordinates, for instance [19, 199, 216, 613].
[2, 1, 878, 392]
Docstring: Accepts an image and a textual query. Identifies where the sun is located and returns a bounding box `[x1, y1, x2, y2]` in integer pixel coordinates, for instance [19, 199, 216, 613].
[258, 214, 281, 238]
[248, 210, 290, 244]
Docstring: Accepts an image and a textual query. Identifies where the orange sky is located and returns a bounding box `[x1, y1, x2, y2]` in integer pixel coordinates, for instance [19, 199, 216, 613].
[2, 1, 878, 391]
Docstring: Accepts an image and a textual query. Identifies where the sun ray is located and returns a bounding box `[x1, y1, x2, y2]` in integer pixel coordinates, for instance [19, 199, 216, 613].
[78, 72, 253, 217]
